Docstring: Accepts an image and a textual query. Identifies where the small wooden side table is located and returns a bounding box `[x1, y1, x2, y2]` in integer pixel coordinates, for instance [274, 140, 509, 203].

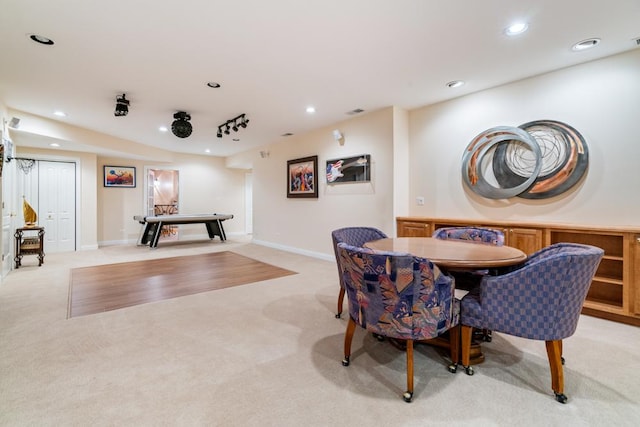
[14, 226, 45, 268]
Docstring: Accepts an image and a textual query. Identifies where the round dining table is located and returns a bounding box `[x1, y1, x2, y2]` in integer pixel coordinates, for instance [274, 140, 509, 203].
[363, 237, 528, 366]
[364, 237, 527, 269]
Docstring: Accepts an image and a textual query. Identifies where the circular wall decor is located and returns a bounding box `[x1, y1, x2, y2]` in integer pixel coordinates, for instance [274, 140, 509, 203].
[461, 120, 588, 199]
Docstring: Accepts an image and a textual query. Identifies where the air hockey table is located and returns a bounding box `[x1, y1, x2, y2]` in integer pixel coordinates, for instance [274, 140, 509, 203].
[134, 213, 234, 248]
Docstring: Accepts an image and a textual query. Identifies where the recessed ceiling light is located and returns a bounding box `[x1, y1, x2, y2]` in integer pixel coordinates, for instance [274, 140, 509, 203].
[205, 149, 211, 153]
[159, 126, 168, 132]
[505, 22, 528, 36]
[446, 80, 465, 88]
[49, 143, 60, 147]
[572, 38, 601, 51]
[53, 111, 66, 117]
[29, 34, 54, 45]
[306, 106, 316, 113]
[206, 82, 221, 88]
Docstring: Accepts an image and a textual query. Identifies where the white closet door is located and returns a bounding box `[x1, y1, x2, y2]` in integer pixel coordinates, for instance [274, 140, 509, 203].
[38, 161, 76, 253]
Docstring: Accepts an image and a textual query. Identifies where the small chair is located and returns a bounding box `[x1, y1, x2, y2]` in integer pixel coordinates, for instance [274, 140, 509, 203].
[458, 243, 604, 403]
[331, 227, 388, 318]
[337, 242, 460, 402]
[432, 226, 505, 246]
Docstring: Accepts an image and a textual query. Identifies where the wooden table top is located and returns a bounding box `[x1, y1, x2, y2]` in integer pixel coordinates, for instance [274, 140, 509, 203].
[364, 237, 527, 269]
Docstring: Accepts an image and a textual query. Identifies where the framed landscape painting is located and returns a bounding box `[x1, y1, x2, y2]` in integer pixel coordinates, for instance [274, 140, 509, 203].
[104, 166, 136, 188]
[287, 155, 318, 198]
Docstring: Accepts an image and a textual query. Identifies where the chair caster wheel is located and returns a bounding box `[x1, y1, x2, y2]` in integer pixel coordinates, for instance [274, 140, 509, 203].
[464, 366, 474, 376]
[484, 335, 492, 343]
[372, 333, 385, 342]
[448, 363, 458, 373]
[403, 391, 413, 403]
[554, 392, 568, 404]
[335, 313, 341, 319]
[342, 357, 350, 367]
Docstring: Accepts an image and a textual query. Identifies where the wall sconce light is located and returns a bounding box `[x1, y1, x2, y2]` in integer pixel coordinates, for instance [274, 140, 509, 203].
[8, 117, 20, 128]
[333, 129, 345, 145]
[217, 114, 249, 138]
[114, 94, 129, 117]
[171, 111, 192, 138]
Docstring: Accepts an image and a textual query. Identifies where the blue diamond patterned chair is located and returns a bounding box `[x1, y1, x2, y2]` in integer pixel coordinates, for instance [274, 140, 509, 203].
[331, 227, 388, 318]
[337, 242, 460, 402]
[432, 226, 505, 246]
[458, 243, 604, 403]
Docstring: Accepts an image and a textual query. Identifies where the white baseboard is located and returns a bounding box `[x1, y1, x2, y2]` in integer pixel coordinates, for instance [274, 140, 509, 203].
[251, 239, 333, 262]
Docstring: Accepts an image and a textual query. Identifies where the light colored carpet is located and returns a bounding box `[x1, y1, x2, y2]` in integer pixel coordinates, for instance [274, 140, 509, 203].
[1, 237, 639, 426]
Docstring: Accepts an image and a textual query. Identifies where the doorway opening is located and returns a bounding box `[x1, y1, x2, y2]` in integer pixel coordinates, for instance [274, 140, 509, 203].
[145, 168, 180, 242]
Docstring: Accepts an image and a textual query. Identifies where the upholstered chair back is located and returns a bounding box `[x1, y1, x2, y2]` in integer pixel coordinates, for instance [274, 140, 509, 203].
[337, 242, 458, 340]
[331, 227, 388, 317]
[433, 226, 505, 246]
[461, 242, 604, 340]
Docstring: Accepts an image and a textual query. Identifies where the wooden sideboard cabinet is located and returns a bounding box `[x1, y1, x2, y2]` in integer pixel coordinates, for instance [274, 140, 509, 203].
[396, 217, 640, 326]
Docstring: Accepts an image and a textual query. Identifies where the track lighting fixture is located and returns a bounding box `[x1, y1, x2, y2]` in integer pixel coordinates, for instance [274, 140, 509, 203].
[114, 94, 129, 117]
[216, 114, 249, 138]
[171, 111, 192, 138]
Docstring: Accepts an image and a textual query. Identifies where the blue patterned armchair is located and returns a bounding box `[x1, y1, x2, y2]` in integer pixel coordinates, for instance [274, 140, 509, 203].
[331, 227, 388, 318]
[337, 242, 460, 402]
[432, 226, 505, 246]
[459, 243, 604, 403]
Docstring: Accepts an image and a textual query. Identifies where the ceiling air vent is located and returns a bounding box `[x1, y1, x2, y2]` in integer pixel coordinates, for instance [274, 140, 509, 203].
[346, 108, 365, 115]
[281, 132, 294, 137]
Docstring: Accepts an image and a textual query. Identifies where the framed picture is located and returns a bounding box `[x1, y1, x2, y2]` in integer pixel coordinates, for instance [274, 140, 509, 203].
[287, 155, 318, 198]
[326, 154, 371, 184]
[104, 166, 136, 188]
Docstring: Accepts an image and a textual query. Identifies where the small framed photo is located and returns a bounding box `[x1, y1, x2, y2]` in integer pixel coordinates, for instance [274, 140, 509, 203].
[104, 166, 136, 188]
[287, 155, 318, 198]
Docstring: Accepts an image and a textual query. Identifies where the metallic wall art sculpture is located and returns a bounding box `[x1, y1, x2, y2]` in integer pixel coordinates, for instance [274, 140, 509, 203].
[461, 120, 589, 199]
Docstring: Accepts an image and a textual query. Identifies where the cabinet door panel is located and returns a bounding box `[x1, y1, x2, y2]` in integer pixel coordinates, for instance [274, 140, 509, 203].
[398, 221, 429, 237]
[507, 228, 543, 255]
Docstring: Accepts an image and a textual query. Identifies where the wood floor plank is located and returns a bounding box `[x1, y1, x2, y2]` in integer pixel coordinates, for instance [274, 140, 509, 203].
[68, 251, 296, 318]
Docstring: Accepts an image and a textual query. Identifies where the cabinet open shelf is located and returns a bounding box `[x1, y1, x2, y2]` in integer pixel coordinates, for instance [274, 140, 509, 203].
[397, 217, 640, 326]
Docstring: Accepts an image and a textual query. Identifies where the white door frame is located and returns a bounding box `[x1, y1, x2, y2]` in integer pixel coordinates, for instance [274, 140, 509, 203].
[14, 152, 81, 254]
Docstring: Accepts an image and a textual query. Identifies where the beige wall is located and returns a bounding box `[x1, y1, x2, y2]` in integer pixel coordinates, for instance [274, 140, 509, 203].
[408, 49, 640, 227]
[98, 154, 247, 245]
[231, 107, 397, 258]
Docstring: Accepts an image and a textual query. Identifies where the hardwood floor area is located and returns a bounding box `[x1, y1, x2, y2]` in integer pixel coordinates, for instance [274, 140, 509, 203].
[68, 251, 296, 318]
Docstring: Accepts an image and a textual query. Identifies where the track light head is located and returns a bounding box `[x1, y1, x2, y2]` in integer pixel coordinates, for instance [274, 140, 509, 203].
[171, 111, 192, 138]
[114, 94, 129, 117]
[217, 113, 248, 140]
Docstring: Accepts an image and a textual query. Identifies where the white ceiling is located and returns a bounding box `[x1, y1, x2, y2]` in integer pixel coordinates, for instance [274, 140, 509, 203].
[1, 0, 639, 158]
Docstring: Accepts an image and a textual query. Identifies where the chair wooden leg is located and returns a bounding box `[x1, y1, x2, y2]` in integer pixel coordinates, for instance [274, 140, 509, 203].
[336, 287, 345, 318]
[460, 325, 474, 375]
[342, 317, 357, 366]
[403, 340, 414, 402]
[545, 340, 567, 403]
[447, 325, 460, 373]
